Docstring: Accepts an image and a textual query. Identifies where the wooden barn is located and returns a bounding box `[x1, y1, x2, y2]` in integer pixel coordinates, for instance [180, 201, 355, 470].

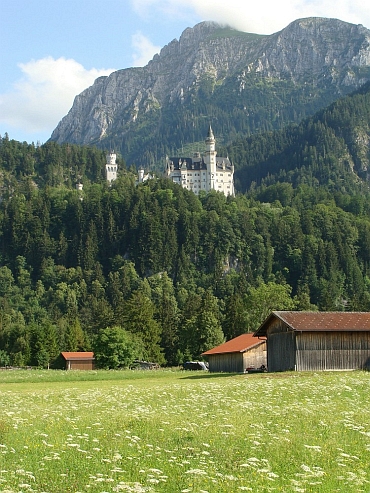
[254, 311, 370, 372]
[202, 334, 266, 373]
[61, 352, 95, 370]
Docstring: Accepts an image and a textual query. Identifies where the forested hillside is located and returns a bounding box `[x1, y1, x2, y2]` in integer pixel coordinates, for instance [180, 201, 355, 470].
[2, 82, 370, 369]
[228, 81, 370, 193]
[1, 151, 370, 367]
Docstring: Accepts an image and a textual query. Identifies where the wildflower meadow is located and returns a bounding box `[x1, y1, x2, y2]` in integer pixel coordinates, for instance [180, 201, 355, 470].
[1, 369, 370, 492]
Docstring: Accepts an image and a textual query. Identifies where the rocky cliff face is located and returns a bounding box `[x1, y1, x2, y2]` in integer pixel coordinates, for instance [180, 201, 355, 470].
[50, 17, 370, 163]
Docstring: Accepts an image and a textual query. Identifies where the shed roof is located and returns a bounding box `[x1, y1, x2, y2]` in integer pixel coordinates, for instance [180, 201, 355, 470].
[202, 333, 264, 356]
[61, 352, 94, 361]
[254, 311, 370, 337]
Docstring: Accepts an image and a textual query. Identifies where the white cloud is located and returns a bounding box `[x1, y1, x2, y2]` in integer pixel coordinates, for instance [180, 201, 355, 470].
[132, 32, 161, 66]
[0, 57, 115, 137]
[131, 0, 370, 34]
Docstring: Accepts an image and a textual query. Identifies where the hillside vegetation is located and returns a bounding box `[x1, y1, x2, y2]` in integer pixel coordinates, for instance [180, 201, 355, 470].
[227, 81, 370, 194]
[1, 83, 370, 368]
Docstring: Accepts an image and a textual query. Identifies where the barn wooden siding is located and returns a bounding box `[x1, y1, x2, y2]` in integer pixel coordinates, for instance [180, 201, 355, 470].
[296, 332, 370, 371]
[66, 359, 95, 370]
[207, 344, 266, 373]
[265, 318, 295, 372]
[264, 316, 370, 372]
[267, 332, 296, 372]
[244, 344, 267, 371]
[208, 352, 244, 373]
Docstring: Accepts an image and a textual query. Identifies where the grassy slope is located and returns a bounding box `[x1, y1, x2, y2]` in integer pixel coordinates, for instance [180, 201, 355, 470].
[1, 369, 370, 492]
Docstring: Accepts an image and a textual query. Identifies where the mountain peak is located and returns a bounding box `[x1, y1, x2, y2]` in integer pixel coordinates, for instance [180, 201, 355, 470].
[50, 17, 370, 168]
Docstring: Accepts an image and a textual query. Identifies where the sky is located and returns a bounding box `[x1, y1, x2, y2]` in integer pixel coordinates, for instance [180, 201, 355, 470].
[1, 0, 369, 145]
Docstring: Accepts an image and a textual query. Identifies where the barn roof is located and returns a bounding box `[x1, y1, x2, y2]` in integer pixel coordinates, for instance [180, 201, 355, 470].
[201, 333, 264, 356]
[61, 352, 94, 361]
[254, 311, 370, 337]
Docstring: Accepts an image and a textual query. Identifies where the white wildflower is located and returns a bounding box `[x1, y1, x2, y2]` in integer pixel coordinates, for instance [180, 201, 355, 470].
[185, 468, 207, 475]
[304, 445, 321, 451]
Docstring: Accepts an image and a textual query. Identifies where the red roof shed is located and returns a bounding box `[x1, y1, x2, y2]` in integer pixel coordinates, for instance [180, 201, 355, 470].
[202, 334, 266, 373]
[61, 352, 95, 370]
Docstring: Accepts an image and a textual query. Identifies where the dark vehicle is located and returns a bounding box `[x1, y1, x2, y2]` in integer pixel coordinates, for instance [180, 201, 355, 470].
[182, 361, 209, 371]
[245, 365, 267, 374]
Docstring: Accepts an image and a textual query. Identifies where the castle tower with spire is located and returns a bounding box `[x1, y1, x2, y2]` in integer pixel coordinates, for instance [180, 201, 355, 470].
[165, 126, 234, 196]
[204, 125, 217, 191]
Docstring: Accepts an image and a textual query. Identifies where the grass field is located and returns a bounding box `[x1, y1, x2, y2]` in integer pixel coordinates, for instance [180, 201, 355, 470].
[1, 369, 370, 492]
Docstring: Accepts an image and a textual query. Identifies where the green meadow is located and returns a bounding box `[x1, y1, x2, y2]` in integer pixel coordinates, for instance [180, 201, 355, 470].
[1, 369, 370, 493]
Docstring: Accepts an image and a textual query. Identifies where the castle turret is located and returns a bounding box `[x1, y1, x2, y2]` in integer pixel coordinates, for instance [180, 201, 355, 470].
[105, 151, 117, 183]
[205, 125, 215, 152]
[180, 159, 187, 188]
[204, 125, 217, 190]
[138, 167, 145, 183]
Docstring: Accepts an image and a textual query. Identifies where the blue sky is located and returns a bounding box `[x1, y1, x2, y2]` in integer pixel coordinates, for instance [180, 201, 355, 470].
[1, 0, 369, 145]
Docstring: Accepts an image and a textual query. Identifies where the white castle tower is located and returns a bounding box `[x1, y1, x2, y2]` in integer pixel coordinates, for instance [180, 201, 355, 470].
[137, 166, 154, 184]
[138, 167, 145, 183]
[204, 125, 217, 191]
[105, 151, 117, 183]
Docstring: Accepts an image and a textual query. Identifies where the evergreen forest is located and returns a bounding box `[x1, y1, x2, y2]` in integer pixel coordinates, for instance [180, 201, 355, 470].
[1, 82, 370, 369]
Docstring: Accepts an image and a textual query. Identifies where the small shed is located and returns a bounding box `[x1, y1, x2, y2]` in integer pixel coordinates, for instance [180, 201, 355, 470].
[202, 334, 266, 373]
[254, 311, 370, 372]
[61, 352, 95, 370]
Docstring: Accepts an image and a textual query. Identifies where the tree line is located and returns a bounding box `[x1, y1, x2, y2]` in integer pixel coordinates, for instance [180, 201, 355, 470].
[1, 168, 370, 368]
[1, 81, 370, 368]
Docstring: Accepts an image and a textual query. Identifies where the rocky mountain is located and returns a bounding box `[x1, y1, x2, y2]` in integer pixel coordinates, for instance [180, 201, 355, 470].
[50, 17, 370, 167]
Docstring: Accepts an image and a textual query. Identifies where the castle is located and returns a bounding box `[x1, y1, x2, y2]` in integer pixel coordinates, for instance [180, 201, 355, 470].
[104, 126, 235, 197]
[165, 126, 234, 196]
